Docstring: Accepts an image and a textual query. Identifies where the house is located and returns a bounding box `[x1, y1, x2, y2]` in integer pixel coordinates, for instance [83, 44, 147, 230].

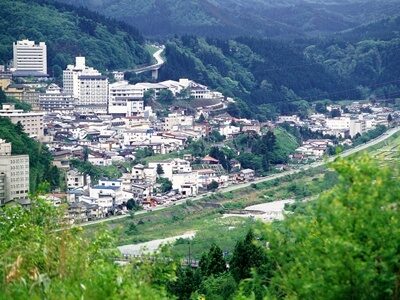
[66, 169, 87, 189]
[197, 169, 218, 188]
[238, 169, 255, 181]
[131, 183, 153, 203]
[202, 155, 219, 165]
[171, 172, 198, 196]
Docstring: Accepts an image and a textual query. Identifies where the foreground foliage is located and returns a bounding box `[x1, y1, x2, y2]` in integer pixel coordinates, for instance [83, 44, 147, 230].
[0, 199, 174, 299]
[1, 155, 399, 299]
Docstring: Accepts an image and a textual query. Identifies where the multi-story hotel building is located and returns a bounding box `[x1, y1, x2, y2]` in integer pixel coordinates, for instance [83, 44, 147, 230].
[108, 81, 144, 117]
[78, 74, 109, 113]
[0, 139, 30, 205]
[39, 83, 75, 113]
[0, 104, 45, 140]
[12, 40, 47, 76]
[63, 57, 108, 113]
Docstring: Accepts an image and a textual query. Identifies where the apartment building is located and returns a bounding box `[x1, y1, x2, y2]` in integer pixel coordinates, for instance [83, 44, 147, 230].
[0, 139, 30, 205]
[13, 40, 47, 76]
[0, 104, 45, 140]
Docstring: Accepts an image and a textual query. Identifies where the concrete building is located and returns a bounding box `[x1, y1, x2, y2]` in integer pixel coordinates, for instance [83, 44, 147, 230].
[325, 117, 366, 137]
[108, 81, 144, 117]
[63, 57, 108, 113]
[0, 104, 45, 140]
[78, 74, 109, 113]
[39, 84, 75, 113]
[13, 40, 47, 76]
[112, 71, 125, 82]
[0, 139, 30, 205]
[4, 84, 40, 109]
[66, 169, 86, 189]
[0, 72, 12, 90]
[349, 119, 366, 137]
[163, 112, 194, 131]
[0, 172, 5, 205]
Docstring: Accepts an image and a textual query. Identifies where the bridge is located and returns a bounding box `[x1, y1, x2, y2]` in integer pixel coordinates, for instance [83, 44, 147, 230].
[123, 45, 165, 80]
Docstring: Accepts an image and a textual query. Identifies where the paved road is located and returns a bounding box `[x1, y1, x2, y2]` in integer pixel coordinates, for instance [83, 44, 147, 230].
[132, 46, 165, 74]
[79, 127, 400, 227]
[118, 231, 196, 256]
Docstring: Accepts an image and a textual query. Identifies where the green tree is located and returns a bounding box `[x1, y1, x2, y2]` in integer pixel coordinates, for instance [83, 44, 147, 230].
[330, 108, 341, 118]
[197, 113, 206, 124]
[157, 177, 173, 193]
[199, 244, 227, 277]
[158, 89, 175, 104]
[207, 180, 219, 191]
[208, 130, 225, 142]
[143, 89, 156, 106]
[251, 155, 400, 299]
[156, 164, 164, 175]
[198, 273, 237, 300]
[230, 230, 267, 283]
[168, 266, 202, 300]
[0, 197, 173, 299]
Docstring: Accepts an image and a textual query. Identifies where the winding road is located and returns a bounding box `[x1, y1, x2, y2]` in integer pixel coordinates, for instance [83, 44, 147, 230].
[124, 45, 165, 74]
[79, 126, 400, 228]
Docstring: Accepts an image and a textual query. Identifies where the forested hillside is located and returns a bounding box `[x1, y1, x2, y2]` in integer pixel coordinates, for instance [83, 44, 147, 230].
[56, 0, 400, 38]
[158, 35, 400, 119]
[0, 0, 150, 76]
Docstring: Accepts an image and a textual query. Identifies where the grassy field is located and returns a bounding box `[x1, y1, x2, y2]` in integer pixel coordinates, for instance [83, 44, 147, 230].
[367, 132, 400, 164]
[84, 129, 400, 259]
[85, 166, 334, 259]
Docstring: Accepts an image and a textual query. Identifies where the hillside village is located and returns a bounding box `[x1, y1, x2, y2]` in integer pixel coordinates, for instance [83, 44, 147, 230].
[0, 40, 398, 224]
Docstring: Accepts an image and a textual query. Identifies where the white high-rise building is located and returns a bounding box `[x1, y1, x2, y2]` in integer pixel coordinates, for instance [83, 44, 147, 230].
[63, 57, 108, 113]
[0, 139, 30, 205]
[108, 81, 144, 117]
[13, 39, 47, 76]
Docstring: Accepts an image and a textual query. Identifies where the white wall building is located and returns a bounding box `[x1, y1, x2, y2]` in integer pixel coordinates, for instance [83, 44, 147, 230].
[108, 81, 144, 117]
[39, 84, 75, 113]
[163, 113, 194, 131]
[0, 139, 30, 205]
[325, 117, 351, 131]
[13, 39, 47, 75]
[78, 75, 109, 113]
[349, 119, 366, 137]
[0, 104, 45, 140]
[66, 169, 86, 189]
[63, 57, 108, 113]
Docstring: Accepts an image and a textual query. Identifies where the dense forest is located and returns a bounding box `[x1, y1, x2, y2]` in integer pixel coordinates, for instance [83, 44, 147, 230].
[158, 34, 400, 119]
[0, 0, 150, 76]
[55, 0, 400, 38]
[1, 155, 399, 299]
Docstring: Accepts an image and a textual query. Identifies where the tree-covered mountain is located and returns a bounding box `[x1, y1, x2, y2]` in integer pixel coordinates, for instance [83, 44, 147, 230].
[0, 0, 150, 76]
[54, 0, 400, 38]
